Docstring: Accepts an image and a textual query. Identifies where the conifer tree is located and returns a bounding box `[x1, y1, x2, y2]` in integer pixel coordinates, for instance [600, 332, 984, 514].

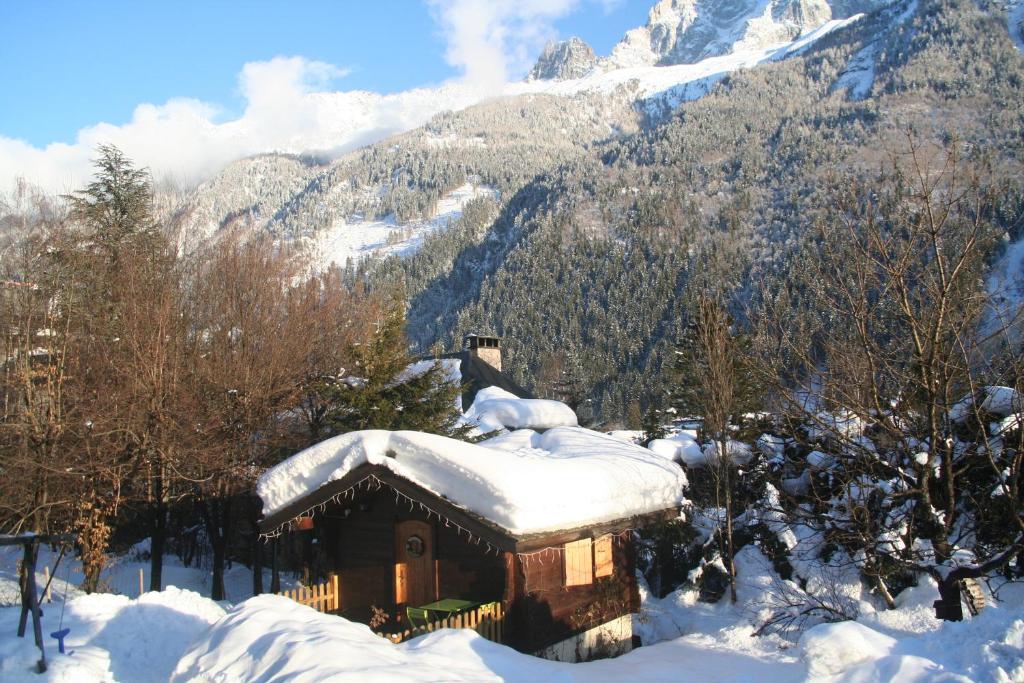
[320, 290, 466, 437]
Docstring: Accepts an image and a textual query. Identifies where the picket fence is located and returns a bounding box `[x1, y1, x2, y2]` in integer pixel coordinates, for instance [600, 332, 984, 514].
[274, 576, 505, 645]
[275, 574, 340, 612]
[382, 602, 506, 644]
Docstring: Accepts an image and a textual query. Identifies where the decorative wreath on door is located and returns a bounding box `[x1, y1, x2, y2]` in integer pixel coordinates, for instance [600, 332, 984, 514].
[405, 535, 425, 557]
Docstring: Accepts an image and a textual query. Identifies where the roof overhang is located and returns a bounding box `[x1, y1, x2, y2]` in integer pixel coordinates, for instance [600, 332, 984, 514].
[258, 463, 519, 552]
[258, 462, 681, 554]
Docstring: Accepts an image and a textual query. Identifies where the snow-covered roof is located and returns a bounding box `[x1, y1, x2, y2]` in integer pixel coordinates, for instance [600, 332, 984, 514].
[464, 386, 577, 433]
[257, 427, 686, 537]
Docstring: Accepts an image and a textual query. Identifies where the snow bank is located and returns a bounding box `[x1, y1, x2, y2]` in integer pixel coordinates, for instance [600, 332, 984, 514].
[0, 587, 224, 683]
[464, 386, 578, 432]
[606, 429, 644, 444]
[647, 438, 705, 467]
[257, 426, 686, 536]
[654, 439, 754, 468]
[800, 621, 897, 677]
[174, 595, 569, 682]
[170, 583, 1024, 682]
[3, 577, 1021, 682]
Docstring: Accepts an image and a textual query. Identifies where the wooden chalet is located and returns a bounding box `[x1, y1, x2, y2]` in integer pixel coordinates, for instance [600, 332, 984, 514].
[257, 428, 685, 661]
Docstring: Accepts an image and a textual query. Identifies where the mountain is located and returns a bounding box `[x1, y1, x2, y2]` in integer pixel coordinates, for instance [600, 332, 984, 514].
[528, 37, 598, 81]
[602, 0, 887, 68]
[167, 1, 873, 260]
[159, 0, 1024, 422]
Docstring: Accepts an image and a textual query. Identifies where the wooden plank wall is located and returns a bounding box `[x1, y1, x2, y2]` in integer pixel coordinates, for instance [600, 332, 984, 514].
[321, 488, 506, 626]
[509, 534, 638, 653]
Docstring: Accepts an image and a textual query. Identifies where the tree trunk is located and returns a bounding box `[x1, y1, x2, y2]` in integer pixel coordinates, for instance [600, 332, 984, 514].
[721, 437, 738, 604]
[202, 496, 231, 601]
[149, 468, 166, 592]
[251, 503, 263, 596]
[252, 538, 263, 596]
[873, 573, 896, 610]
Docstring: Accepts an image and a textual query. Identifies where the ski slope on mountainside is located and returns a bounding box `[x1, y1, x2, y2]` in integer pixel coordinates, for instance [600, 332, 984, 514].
[308, 181, 497, 270]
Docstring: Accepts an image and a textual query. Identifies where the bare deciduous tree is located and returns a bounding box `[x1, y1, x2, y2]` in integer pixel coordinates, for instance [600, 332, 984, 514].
[758, 133, 1024, 620]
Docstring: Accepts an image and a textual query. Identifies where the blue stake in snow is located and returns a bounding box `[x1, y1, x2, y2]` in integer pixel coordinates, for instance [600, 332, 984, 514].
[50, 627, 70, 654]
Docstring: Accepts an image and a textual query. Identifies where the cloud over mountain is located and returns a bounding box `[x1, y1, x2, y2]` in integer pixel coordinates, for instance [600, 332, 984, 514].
[0, 1, 593, 196]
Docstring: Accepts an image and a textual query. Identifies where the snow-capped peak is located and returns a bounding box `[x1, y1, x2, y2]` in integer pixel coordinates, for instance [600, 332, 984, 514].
[600, 0, 887, 69]
[527, 37, 598, 81]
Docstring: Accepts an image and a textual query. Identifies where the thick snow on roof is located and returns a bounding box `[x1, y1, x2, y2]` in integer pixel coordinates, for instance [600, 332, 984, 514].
[464, 386, 578, 432]
[257, 426, 686, 536]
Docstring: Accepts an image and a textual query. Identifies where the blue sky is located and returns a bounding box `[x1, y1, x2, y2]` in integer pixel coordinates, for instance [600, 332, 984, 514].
[0, 1, 649, 147]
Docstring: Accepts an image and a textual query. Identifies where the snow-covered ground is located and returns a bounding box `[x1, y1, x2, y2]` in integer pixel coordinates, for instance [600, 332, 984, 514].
[0, 541, 296, 682]
[2, 545, 1020, 682]
[0, 541, 294, 610]
[310, 182, 497, 270]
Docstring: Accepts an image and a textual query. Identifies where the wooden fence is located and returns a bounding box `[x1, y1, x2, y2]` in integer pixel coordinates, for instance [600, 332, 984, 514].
[382, 601, 506, 645]
[273, 577, 505, 646]
[275, 574, 339, 613]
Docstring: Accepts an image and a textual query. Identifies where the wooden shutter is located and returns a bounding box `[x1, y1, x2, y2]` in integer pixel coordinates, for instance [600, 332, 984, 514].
[594, 536, 613, 578]
[564, 538, 593, 587]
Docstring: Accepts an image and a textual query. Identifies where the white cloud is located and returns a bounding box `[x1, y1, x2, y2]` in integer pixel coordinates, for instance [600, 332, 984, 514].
[427, 0, 581, 89]
[0, 2, 595, 196]
[0, 55, 485, 196]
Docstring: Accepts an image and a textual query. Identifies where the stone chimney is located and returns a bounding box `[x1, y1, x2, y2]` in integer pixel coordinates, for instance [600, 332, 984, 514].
[465, 334, 502, 372]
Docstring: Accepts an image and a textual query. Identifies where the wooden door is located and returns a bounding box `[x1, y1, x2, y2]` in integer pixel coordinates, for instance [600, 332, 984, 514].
[394, 520, 435, 606]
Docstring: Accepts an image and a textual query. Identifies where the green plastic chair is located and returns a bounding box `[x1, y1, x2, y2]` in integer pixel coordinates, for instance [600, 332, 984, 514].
[406, 606, 432, 630]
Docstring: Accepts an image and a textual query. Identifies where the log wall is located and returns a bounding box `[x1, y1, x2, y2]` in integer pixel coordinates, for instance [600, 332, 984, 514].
[317, 488, 505, 626]
[508, 534, 639, 653]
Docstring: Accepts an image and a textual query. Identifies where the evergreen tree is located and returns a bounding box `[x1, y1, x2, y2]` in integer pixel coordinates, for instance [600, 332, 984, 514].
[319, 290, 466, 437]
[641, 405, 667, 444]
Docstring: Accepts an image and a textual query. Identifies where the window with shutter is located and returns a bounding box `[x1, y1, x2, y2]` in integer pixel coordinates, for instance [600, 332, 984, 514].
[594, 535, 613, 578]
[564, 538, 593, 587]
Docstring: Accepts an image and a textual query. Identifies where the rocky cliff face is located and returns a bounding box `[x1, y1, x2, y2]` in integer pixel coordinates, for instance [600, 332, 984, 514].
[603, 0, 887, 68]
[527, 37, 598, 81]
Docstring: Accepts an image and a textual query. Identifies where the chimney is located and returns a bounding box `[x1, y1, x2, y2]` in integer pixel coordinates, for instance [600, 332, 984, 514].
[465, 334, 502, 372]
